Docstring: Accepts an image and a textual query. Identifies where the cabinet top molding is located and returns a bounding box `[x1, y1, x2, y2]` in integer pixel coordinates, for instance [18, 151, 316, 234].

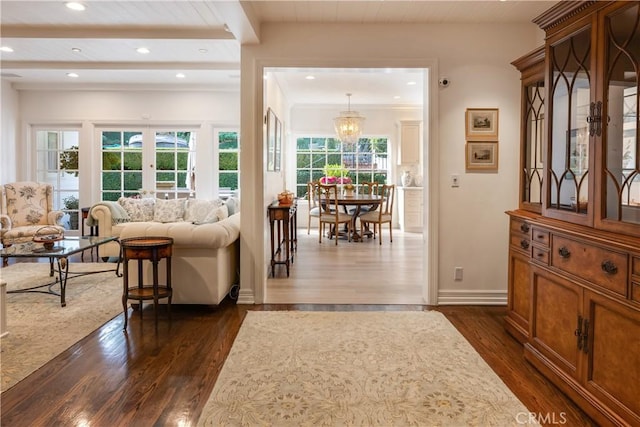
[533, 0, 600, 32]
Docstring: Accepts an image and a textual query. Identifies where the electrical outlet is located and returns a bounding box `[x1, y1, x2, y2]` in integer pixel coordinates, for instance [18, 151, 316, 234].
[451, 174, 460, 188]
[454, 267, 463, 281]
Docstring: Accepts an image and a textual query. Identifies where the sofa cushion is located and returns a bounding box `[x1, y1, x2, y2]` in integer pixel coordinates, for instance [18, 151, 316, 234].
[224, 196, 239, 215]
[194, 204, 228, 225]
[153, 198, 186, 223]
[118, 197, 155, 222]
[118, 212, 240, 249]
[184, 199, 224, 223]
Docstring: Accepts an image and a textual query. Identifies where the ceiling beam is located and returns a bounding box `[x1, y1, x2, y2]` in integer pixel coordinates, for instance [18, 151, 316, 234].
[1, 61, 240, 70]
[214, 1, 261, 44]
[1, 24, 235, 40]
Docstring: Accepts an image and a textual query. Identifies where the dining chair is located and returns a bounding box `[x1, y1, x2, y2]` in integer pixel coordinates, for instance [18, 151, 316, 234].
[306, 181, 320, 235]
[317, 183, 353, 245]
[359, 184, 395, 245]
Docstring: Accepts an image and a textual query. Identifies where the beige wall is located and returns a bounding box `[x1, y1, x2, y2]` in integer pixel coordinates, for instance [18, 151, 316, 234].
[1, 81, 19, 184]
[238, 21, 543, 305]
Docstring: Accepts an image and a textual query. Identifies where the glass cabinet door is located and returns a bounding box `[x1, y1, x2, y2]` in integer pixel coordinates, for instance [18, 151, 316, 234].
[600, 3, 640, 231]
[545, 25, 593, 225]
[523, 79, 545, 210]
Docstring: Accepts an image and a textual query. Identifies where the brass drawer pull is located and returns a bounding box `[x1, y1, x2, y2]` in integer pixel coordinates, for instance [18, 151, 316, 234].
[520, 239, 530, 250]
[558, 246, 571, 259]
[520, 223, 530, 233]
[601, 260, 618, 275]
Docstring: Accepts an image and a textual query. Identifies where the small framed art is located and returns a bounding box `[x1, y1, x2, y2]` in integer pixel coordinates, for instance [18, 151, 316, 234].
[266, 108, 277, 171]
[465, 108, 499, 140]
[466, 141, 498, 171]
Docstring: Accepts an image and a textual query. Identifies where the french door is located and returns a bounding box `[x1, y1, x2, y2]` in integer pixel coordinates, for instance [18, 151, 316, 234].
[34, 128, 81, 232]
[99, 127, 197, 201]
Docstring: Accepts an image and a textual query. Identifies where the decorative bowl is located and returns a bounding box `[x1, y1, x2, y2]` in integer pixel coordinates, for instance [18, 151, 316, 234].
[33, 226, 64, 250]
[278, 191, 294, 206]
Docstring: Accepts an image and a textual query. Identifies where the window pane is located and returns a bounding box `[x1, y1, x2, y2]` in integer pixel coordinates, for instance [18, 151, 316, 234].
[295, 135, 389, 194]
[220, 152, 238, 170]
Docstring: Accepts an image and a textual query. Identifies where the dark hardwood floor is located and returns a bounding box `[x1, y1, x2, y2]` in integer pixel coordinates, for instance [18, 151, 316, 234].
[1, 262, 595, 426]
[1, 304, 596, 426]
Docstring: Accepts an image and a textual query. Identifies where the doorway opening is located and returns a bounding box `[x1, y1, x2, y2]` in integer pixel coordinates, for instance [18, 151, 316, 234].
[263, 67, 428, 305]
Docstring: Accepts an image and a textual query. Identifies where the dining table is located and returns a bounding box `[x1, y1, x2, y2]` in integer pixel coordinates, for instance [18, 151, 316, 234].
[332, 193, 382, 242]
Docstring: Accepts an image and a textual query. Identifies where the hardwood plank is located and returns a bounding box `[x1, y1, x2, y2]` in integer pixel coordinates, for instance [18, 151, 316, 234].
[1, 233, 595, 426]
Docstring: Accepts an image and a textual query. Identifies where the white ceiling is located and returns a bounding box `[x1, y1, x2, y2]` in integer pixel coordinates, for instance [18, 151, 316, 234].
[0, 0, 556, 106]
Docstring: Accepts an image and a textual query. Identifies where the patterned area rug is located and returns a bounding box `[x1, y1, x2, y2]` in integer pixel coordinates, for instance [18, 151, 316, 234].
[198, 311, 537, 427]
[0, 262, 122, 392]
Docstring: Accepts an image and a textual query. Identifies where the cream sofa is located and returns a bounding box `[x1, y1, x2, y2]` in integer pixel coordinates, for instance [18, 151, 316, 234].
[90, 198, 240, 305]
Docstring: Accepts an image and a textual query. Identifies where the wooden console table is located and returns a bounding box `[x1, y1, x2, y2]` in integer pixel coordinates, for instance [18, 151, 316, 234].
[268, 201, 297, 277]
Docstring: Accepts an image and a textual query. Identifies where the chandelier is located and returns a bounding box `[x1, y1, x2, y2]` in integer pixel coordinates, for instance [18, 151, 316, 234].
[334, 93, 365, 145]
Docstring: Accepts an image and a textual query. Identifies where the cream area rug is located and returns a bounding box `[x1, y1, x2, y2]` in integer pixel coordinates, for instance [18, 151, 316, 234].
[198, 311, 537, 427]
[0, 262, 122, 392]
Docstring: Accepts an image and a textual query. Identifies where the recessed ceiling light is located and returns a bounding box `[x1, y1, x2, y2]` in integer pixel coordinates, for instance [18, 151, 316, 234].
[136, 47, 150, 54]
[199, 48, 208, 54]
[0, 46, 14, 53]
[407, 81, 416, 86]
[65, 2, 86, 11]
[71, 47, 82, 53]
[305, 75, 315, 80]
[66, 72, 79, 78]
[394, 95, 401, 100]
[176, 73, 186, 79]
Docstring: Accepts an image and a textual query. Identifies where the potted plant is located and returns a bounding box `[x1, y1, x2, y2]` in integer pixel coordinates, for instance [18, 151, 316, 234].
[321, 164, 352, 186]
[63, 195, 79, 230]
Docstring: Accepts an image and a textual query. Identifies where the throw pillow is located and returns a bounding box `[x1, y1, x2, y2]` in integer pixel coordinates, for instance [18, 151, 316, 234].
[184, 199, 224, 223]
[153, 198, 186, 223]
[118, 197, 155, 222]
[193, 204, 229, 225]
[224, 196, 239, 215]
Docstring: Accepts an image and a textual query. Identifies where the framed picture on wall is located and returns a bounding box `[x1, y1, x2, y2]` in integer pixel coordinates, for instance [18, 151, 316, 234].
[466, 141, 498, 171]
[266, 108, 276, 171]
[465, 108, 499, 140]
[274, 117, 282, 171]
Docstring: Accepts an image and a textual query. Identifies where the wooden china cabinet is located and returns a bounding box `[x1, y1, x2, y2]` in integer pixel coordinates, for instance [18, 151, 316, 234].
[507, 2, 640, 426]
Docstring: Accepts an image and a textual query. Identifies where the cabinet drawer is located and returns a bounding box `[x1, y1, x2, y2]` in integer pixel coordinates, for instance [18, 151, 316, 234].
[551, 236, 628, 296]
[510, 218, 531, 236]
[531, 247, 549, 265]
[532, 228, 550, 247]
[633, 283, 640, 304]
[632, 256, 640, 278]
[510, 232, 531, 253]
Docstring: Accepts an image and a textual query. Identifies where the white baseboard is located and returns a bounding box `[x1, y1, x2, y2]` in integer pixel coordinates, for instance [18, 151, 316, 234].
[437, 289, 507, 305]
[236, 288, 255, 305]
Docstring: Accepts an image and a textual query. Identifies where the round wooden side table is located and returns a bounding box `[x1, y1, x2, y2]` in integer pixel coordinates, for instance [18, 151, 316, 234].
[120, 236, 173, 330]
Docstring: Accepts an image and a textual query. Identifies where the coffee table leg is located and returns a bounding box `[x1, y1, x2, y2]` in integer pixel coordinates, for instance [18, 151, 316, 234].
[56, 257, 69, 307]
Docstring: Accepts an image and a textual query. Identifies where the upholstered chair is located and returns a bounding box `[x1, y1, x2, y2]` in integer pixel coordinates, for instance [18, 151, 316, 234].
[1, 182, 66, 253]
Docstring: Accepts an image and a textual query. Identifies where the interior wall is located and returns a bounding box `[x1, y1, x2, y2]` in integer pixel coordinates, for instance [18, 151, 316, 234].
[1, 81, 19, 184]
[264, 72, 289, 278]
[239, 21, 542, 305]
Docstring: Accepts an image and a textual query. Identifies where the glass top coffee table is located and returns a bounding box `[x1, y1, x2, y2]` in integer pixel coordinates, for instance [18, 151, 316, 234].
[0, 236, 120, 307]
